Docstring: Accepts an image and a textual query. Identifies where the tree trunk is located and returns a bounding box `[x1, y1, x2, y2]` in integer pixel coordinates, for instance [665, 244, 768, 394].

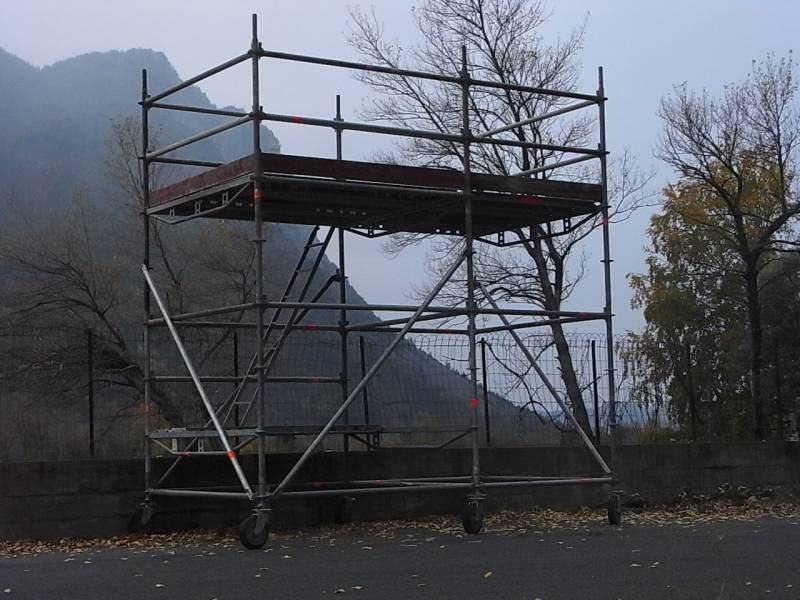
[522, 231, 592, 435]
[550, 320, 593, 435]
[744, 262, 765, 439]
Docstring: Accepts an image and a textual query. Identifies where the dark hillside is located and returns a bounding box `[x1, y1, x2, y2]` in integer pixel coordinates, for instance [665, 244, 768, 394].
[0, 48, 538, 460]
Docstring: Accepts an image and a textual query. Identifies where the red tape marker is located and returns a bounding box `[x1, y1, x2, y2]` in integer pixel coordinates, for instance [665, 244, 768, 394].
[227, 450, 237, 460]
[291, 116, 304, 124]
[469, 397, 480, 408]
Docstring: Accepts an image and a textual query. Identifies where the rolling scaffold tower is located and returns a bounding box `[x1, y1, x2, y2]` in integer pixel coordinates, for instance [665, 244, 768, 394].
[137, 14, 622, 549]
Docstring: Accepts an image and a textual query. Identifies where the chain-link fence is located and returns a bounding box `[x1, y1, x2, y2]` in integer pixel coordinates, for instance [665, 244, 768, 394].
[0, 326, 656, 461]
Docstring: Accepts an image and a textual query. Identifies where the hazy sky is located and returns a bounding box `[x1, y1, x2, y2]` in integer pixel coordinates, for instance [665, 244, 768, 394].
[1, 1, 796, 333]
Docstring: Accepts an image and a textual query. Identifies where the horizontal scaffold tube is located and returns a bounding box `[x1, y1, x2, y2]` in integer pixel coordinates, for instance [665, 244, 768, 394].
[259, 302, 603, 317]
[148, 488, 250, 500]
[149, 157, 224, 168]
[147, 302, 606, 325]
[148, 475, 614, 501]
[258, 49, 600, 101]
[166, 321, 338, 331]
[151, 375, 341, 384]
[150, 102, 249, 118]
[476, 314, 606, 334]
[259, 111, 600, 156]
[273, 476, 615, 498]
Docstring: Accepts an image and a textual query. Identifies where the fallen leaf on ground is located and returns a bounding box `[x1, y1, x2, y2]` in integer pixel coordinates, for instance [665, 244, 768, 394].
[3, 498, 800, 557]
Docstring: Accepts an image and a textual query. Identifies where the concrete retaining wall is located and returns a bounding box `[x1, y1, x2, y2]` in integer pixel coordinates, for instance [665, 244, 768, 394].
[1, 442, 798, 541]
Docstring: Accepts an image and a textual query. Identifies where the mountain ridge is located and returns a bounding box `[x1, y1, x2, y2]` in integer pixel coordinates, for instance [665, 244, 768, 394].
[0, 46, 279, 204]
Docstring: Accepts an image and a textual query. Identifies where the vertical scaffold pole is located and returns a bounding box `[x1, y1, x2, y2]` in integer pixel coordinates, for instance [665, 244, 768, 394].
[480, 338, 491, 447]
[233, 331, 240, 447]
[335, 95, 350, 459]
[250, 14, 267, 509]
[597, 67, 617, 468]
[141, 68, 152, 502]
[460, 46, 481, 492]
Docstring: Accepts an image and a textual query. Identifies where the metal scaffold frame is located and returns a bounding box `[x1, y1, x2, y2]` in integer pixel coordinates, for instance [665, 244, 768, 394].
[136, 14, 621, 548]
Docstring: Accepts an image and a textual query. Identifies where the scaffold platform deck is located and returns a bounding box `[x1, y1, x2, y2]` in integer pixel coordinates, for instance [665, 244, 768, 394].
[149, 153, 602, 238]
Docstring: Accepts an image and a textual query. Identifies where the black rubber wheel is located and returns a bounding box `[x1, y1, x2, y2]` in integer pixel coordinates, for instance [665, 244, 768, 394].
[127, 507, 154, 534]
[239, 514, 270, 550]
[462, 501, 484, 535]
[607, 493, 622, 526]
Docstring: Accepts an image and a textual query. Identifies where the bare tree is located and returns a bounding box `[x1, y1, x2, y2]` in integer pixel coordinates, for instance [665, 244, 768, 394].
[0, 117, 261, 428]
[657, 54, 800, 438]
[349, 0, 651, 433]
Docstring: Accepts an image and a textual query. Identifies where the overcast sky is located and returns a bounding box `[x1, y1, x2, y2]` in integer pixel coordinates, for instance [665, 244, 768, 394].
[1, 1, 796, 333]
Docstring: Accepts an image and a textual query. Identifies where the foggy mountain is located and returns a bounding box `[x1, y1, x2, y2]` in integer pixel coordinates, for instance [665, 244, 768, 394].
[0, 47, 279, 203]
[0, 47, 538, 459]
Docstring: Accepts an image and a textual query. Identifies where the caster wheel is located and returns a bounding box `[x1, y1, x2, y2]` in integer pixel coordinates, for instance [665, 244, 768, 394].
[462, 500, 484, 535]
[239, 514, 270, 550]
[127, 505, 155, 534]
[607, 493, 622, 526]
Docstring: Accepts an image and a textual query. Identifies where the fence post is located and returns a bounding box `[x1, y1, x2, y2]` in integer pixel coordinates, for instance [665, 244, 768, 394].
[480, 339, 491, 447]
[685, 342, 698, 442]
[591, 340, 600, 445]
[86, 328, 95, 459]
[774, 340, 784, 440]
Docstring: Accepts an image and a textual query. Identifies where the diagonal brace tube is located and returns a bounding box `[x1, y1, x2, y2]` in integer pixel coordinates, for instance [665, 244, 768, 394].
[270, 252, 466, 499]
[146, 115, 252, 160]
[479, 283, 611, 475]
[141, 265, 254, 499]
[515, 153, 598, 178]
[153, 237, 336, 489]
[476, 100, 596, 139]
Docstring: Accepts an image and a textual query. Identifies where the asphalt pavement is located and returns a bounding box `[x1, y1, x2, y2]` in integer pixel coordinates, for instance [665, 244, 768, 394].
[2, 517, 799, 599]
